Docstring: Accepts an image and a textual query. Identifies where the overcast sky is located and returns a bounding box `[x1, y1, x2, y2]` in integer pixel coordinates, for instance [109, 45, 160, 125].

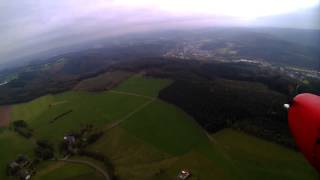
[0, 0, 319, 63]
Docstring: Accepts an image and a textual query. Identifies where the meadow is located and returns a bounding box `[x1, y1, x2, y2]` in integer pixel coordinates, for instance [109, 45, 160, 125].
[0, 74, 317, 179]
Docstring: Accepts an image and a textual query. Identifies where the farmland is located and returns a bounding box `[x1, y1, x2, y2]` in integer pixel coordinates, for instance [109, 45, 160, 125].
[32, 161, 105, 180]
[0, 74, 317, 179]
[212, 129, 318, 180]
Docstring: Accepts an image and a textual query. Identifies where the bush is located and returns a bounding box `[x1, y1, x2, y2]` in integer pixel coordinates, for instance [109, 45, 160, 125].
[12, 120, 33, 138]
[14, 127, 32, 139]
[34, 140, 54, 160]
[12, 120, 28, 128]
[87, 132, 104, 144]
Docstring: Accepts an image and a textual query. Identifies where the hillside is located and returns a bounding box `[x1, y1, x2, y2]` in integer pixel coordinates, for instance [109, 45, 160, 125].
[0, 74, 317, 180]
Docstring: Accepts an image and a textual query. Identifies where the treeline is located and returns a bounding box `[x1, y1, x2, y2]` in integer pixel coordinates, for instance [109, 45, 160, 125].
[159, 80, 295, 148]
[0, 42, 174, 105]
[116, 58, 319, 148]
[49, 110, 73, 124]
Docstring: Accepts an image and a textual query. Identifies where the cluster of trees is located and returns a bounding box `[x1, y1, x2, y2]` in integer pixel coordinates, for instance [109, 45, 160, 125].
[6, 155, 36, 179]
[57, 125, 115, 177]
[34, 140, 54, 160]
[119, 58, 304, 148]
[59, 124, 104, 155]
[49, 110, 73, 124]
[12, 120, 33, 139]
[158, 80, 294, 147]
[0, 40, 174, 105]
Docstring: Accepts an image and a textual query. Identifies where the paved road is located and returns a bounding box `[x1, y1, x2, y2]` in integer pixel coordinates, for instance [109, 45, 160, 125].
[58, 159, 111, 180]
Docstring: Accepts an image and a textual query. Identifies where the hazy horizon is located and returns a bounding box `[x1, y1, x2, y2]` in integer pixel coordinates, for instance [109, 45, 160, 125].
[1, 0, 319, 64]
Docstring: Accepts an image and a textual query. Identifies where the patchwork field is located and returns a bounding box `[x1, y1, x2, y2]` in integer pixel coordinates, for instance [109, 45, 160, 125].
[0, 74, 318, 180]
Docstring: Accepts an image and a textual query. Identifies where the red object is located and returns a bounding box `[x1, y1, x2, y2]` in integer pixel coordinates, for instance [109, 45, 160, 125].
[288, 93, 320, 171]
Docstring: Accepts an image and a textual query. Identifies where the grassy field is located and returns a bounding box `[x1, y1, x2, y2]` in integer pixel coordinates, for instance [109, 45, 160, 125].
[11, 91, 149, 143]
[0, 130, 35, 180]
[113, 74, 172, 97]
[121, 99, 210, 155]
[0, 74, 317, 180]
[33, 161, 104, 180]
[213, 129, 318, 180]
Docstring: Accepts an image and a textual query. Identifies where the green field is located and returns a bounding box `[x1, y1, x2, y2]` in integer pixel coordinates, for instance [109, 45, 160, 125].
[0, 74, 317, 180]
[33, 162, 104, 180]
[11, 91, 149, 143]
[212, 129, 318, 180]
[113, 74, 172, 97]
[0, 130, 35, 180]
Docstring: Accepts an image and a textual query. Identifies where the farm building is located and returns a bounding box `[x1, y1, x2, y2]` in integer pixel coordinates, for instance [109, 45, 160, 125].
[177, 170, 191, 180]
[7, 155, 32, 180]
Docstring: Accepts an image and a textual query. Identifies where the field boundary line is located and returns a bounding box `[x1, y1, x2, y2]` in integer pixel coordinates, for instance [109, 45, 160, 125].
[206, 132, 244, 180]
[104, 98, 155, 131]
[57, 158, 111, 180]
[108, 90, 154, 100]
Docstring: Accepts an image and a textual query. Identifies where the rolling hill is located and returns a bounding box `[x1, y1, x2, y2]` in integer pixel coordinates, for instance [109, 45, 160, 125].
[0, 74, 317, 180]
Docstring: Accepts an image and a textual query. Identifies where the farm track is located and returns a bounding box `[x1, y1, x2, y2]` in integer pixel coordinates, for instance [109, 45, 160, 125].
[58, 159, 111, 180]
[205, 131, 243, 179]
[108, 90, 154, 100]
[104, 90, 155, 131]
[104, 98, 155, 131]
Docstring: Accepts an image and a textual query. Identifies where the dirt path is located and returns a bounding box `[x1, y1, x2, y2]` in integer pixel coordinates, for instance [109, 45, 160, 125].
[50, 101, 68, 106]
[205, 131, 244, 180]
[104, 98, 155, 131]
[0, 105, 11, 127]
[58, 159, 111, 180]
[108, 90, 154, 100]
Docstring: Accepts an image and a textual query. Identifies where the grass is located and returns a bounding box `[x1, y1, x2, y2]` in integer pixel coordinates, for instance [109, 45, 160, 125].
[32, 161, 104, 180]
[0, 130, 35, 180]
[88, 126, 232, 180]
[11, 91, 148, 143]
[11, 95, 54, 122]
[113, 74, 172, 97]
[121, 99, 210, 155]
[212, 129, 319, 180]
[1, 74, 318, 180]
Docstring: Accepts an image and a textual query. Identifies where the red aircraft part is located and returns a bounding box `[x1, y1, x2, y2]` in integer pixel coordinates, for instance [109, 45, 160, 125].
[288, 93, 320, 171]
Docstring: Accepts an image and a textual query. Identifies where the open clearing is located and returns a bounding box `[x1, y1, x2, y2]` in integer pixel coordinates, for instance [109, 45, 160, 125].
[113, 74, 172, 97]
[0, 74, 317, 180]
[73, 70, 133, 92]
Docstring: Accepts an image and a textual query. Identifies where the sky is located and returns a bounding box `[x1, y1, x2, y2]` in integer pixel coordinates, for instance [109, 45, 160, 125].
[0, 0, 319, 64]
